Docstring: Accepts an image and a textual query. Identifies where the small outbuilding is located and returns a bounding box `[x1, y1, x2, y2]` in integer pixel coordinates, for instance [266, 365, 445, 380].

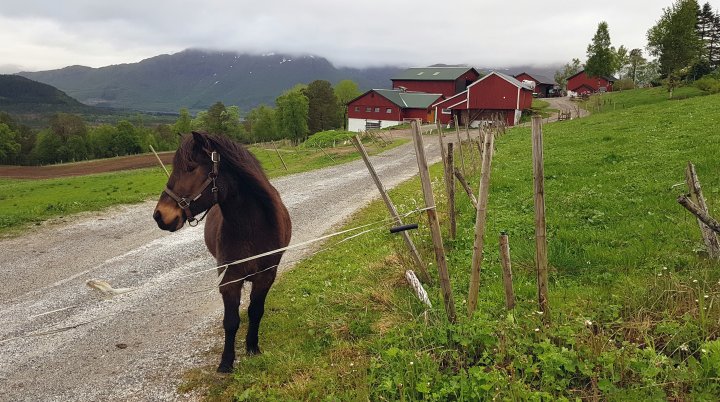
[566, 70, 616, 96]
[432, 71, 534, 127]
[391, 67, 481, 98]
[514, 72, 558, 97]
[347, 89, 444, 132]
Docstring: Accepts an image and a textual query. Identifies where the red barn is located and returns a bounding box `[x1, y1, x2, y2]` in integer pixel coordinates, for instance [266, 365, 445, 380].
[514, 72, 558, 97]
[391, 67, 480, 98]
[431, 72, 534, 127]
[347, 89, 443, 132]
[567, 70, 616, 96]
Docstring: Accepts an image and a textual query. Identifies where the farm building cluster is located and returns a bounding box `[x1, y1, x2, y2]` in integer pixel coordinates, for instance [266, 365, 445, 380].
[347, 67, 614, 131]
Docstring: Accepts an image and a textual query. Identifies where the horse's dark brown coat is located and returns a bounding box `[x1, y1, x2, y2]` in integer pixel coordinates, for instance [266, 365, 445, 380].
[153, 131, 291, 373]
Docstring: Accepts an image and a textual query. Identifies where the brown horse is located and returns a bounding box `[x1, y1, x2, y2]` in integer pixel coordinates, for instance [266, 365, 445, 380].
[153, 131, 292, 373]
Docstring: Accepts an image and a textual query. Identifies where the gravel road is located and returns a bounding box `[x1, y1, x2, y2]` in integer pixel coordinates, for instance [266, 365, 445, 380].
[0, 136, 444, 401]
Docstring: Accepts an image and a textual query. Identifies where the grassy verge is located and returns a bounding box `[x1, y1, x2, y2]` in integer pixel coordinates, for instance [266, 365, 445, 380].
[0, 139, 406, 236]
[186, 89, 720, 400]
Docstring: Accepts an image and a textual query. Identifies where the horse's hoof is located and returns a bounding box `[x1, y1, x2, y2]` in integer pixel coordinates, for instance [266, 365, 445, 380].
[217, 364, 233, 373]
[246, 345, 261, 356]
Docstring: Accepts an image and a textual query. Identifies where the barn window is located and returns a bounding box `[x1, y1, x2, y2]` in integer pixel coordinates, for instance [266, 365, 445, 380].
[366, 107, 372, 112]
[374, 107, 380, 112]
[441, 108, 451, 115]
[354, 106, 360, 112]
[386, 108, 392, 113]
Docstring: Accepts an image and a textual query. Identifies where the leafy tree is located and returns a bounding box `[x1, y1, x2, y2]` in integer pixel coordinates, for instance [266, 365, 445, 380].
[628, 48, 648, 83]
[614, 45, 629, 77]
[647, 0, 703, 79]
[304, 80, 342, 134]
[334, 80, 361, 130]
[275, 87, 309, 144]
[0, 123, 20, 164]
[192, 102, 246, 141]
[49, 113, 87, 141]
[111, 120, 142, 156]
[0, 112, 35, 164]
[697, 2, 720, 69]
[153, 124, 178, 151]
[554, 58, 582, 90]
[173, 108, 192, 135]
[34, 129, 63, 164]
[585, 21, 617, 78]
[246, 105, 278, 142]
[87, 125, 117, 158]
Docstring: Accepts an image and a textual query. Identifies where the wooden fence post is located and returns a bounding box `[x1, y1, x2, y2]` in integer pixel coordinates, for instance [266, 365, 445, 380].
[272, 141, 288, 171]
[447, 142, 456, 239]
[411, 121, 457, 323]
[453, 114, 467, 176]
[454, 168, 478, 209]
[467, 126, 496, 316]
[685, 162, 720, 259]
[351, 136, 431, 282]
[499, 232, 515, 310]
[532, 115, 550, 321]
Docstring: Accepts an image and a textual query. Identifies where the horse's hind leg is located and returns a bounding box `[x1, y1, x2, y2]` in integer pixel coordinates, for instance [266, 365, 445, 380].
[218, 290, 241, 373]
[246, 281, 271, 355]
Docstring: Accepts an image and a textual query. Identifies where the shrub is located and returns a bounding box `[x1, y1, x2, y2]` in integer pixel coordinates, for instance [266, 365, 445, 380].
[614, 78, 635, 90]
[302, 130, 356, 148]
[694, 76, 720, 94]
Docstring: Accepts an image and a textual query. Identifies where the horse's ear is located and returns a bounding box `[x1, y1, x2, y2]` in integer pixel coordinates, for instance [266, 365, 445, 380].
[192, 131, 208, 148]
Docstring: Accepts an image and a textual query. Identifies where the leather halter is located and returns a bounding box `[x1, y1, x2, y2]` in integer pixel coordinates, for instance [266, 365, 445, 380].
[163, 151, 220, 227]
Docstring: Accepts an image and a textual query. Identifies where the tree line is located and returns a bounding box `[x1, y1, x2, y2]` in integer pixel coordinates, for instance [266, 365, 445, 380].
[555, 0, 720, 93]
[0, 79, 362, 165]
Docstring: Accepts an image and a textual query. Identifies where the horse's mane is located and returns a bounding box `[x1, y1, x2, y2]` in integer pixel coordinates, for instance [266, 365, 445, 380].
[176, 132, 284, 225]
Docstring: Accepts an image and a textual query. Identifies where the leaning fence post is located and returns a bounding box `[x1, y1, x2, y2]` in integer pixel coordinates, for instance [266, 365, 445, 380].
[411, 121, 457, 323]
[499, 232, 516, 310]
[532, 116, 550, 321]
[453, 114, 467, 176]
[454, 168, 478, 209]
[351, 135, 431, 282]
[685, 162, 720, 259]
[272, 141, 288, 171]
[467, 126, 496, 316]
[447, 142, 456, 239]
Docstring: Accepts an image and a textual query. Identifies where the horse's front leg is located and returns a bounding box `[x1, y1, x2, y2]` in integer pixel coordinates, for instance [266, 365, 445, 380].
[246, 281, 271, 355]
[218, 290, 241, 373]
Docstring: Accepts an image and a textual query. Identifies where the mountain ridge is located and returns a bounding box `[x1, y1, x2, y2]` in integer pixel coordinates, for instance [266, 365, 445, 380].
[18, 49, 405, 113]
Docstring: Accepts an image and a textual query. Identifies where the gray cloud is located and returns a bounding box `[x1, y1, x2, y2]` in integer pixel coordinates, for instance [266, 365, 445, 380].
[1, 0, 715, 72]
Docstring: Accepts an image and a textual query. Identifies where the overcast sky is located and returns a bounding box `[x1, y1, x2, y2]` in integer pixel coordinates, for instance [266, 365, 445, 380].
[1, 0, 717, 73]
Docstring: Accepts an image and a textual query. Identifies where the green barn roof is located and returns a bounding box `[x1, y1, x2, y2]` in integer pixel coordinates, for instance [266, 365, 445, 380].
[374, 89, 443, 109]
[391, 67, 478, 81]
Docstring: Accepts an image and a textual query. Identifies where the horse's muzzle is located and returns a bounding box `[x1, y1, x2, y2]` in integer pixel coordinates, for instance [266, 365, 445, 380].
[153, 208, 183, 232]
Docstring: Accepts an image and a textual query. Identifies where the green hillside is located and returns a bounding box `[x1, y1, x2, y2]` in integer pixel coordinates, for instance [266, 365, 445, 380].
[193, 89, 720, 400]
[0, 74, 87, 108]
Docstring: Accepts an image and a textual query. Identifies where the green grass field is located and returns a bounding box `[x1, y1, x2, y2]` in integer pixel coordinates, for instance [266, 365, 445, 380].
[185, 88, 720, 400]
[0, 139, 405, 236]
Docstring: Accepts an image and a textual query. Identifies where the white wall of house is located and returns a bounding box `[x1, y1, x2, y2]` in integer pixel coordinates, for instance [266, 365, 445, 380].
[348, 118, 403, 132]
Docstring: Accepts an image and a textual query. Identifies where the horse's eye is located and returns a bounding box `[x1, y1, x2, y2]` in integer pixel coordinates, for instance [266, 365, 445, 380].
[186, 165, 197, 172]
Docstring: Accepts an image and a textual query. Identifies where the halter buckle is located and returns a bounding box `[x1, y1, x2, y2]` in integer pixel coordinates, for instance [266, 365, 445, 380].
[178, 198, 191, 209]
[210, 151, 219, 163]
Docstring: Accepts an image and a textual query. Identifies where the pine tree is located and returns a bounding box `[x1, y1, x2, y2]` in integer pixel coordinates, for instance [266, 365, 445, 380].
[585, 22, 616, 78]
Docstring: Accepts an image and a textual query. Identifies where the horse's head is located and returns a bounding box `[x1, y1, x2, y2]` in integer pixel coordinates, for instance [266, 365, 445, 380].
[153, 131, 220, 232]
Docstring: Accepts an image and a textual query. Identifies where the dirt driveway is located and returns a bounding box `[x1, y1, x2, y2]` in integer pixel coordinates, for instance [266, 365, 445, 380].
[543, 97, 590, 121]
[0, 136, 448, 401]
